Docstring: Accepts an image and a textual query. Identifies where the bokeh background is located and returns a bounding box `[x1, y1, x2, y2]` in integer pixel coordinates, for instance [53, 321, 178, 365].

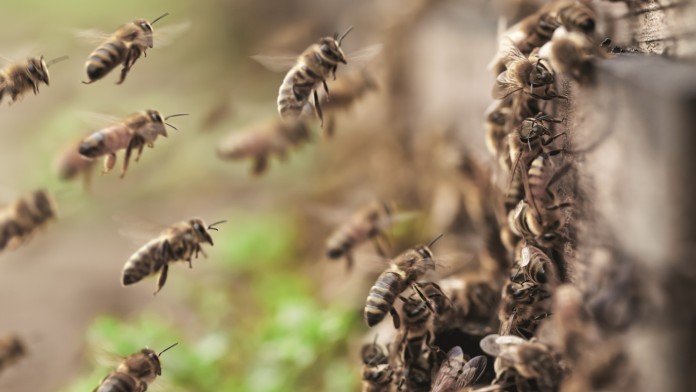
[0, 0, 546, 391]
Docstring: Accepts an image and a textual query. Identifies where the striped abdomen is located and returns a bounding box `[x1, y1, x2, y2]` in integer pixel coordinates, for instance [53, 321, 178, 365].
[277, 66, 319, 120]
[364, 270, 404, 327]
[85, 38, 128, 82]
[527, 155, 548, 205]
[122, 239, 168, 286]
[96, 372, 143, 392]
[78, 124, 132, 158]
[362, 364, 392, 392]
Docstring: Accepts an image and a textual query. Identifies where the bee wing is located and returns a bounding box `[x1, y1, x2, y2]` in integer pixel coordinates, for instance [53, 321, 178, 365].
[76, 111, 123, 129]
[113, 214, 167, 248]
[431, 346, 465, 392]
[74, 28, 113, 44]
[344, 44, 383, 68]
[456, 355, 488, 388]
[153, 21, 191, 48]
[250, 53, 299, 73]
[479, 334, 504, 357]
[492, 71, 523, 100]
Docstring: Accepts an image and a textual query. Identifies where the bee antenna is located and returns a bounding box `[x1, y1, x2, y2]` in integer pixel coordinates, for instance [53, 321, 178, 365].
[158, 342, 178, 356]
[427, 233, 444, 248]
[164, 123, 178, 131]
[46, 56, 69, 67]
[207, 220, 227, 231]
[151, 12, 170, 26]
[165, 113, 189, 120]
[338, 26, 354, 45]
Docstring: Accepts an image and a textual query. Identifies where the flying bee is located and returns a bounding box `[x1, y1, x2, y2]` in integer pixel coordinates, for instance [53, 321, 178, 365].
[493, 47, 562, 101]
[216, 118, 310, 176]
[360, 338, 393, 392]
[55, 136, 97, 189]
[94, 343, 177, 392]
[480, 334, 562, 392]
[121, 218, 226, 295]
[509, 156, 572, 248]
[320, 69, 378, 137]
[0, 55, 68, 105]
[0, 190, 57, 253]
[252, 27, 381, 126]
[431, 347, 487, 392]
[0, 334, 26, 374]
[325, 201, 395, 270]
[82, 13, 169, 85]
[363, 235, 443, 328]
[78, 110, 187, 178]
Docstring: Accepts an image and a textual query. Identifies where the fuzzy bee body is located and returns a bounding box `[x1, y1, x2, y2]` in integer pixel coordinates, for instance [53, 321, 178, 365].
[0, 56, 63, 105]
[362, 364, 393, 392]
[0, 190, 57, 253]
[83, 14, 167, 85]
[121, 218, 223, 295]
[78, 109, 184, 178]
[94, 344, 176, 392]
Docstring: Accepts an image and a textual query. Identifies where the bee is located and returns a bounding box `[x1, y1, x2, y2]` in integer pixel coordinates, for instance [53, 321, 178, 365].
[94, 343, 177, 392]
[493, 47, 562, 101]
[480, 334, 562, 392]
[216, 118, 311, 176]
[0, 334, 26, 374]
[509, 156, 572, 248]
[121, 218, 226, 295]
[363, 235, 443, 328]
[541, 27, 596, 82]
[483, 99, 513, 171]
[0, 190, 57, 253]
[320, 69, 378, 137]
[498, 280, 553, 337]
[360, 339, 393, 392]
[557, 1, 596, 35]
[83, 13, 169, 85]
[325, 201, 394, 270]
[396, 283, 447, 363]
[436, 275, 500, 336]
[511, 244, 560, 287]
[0, 55, 68, 105]
[55, 137, 97, 189]
[78, 110, 188, 178]
[431, 347, 487, 392]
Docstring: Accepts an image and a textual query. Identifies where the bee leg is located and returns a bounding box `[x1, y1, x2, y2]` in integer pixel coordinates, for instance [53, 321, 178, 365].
[186, 258, 193, 269]
[324, 115, 336, 139]
[122, 135, 143, 178]
[252, 155, 268, 176]
[313, 90, 324, 127]
[322, 80, 330, 101]
[135, 142, 146, 162]
[345, 252, 354, 271]
[154, 264, 168, 295]
[389, 307, 401, 329]
[332, 65, 337, 80]
[102, 154, 116, 174]
[412, 283, 436, 314]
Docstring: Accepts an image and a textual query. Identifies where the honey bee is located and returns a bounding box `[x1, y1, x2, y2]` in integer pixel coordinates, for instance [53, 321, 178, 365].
[484, 99, 513, 171]
[216, 118, 311, 175]
[480, 334, 562, 392]
[121, 218, 225, 295]
[396, 284, 446, 363]
[509, 156, 572, 248]
[493, 47, 562, 101]
[541, 28, 596, 82]
[325, 201, 394, 270]
[431, 347, 487, 392]
[498, 280, 553, 337]
[82, 13, 169, 85]
[436, 275, 500, 336]
[511, 244, 560, 287]
[94, 343, 177, 392]
[0, 55, 68, 105]
[360, 339, 393, 392]
[320, 70, 378, 137]
[252, 27, 381, 126]
[364, 235, 443, 328]
[55, 137, 97, 189]
[0, 334, 26, 374]
[78, 110, 187, 178]
[0, 190, 57, 253]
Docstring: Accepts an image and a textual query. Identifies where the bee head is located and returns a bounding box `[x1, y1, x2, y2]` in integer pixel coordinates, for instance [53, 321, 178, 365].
[135, 18, 155, 48]
[318, 37, 347, 65]
[189, 218, 214, 246]
[140, 348, 162, 376]
[78, 132, 106, 158]
[27, 56, 50, 85]
[414, 245, 433, 261]
[147, 109, 164, 123]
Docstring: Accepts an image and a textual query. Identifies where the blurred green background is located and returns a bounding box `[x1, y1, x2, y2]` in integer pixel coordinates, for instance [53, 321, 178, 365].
[0, 0, 501, 391]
